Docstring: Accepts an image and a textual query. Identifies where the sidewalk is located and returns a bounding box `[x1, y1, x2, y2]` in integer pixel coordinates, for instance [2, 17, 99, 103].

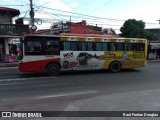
[147, 59, 160, 63]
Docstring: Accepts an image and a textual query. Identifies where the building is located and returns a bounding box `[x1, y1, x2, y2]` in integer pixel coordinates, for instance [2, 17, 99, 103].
[48, 20, 103, 35]
[0, 7, 29, 61]
[148, 41, 160, 59]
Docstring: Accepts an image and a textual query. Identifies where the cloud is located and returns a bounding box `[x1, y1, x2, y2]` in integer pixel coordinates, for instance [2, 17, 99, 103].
[38, 0, 72, 12]
[70, 2, 79, 9]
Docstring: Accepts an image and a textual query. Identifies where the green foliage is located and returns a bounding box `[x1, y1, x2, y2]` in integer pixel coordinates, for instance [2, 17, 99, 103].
[103, 28, 116, 35]
[92, 26, 102, 31]
[120, 19, 158, 40]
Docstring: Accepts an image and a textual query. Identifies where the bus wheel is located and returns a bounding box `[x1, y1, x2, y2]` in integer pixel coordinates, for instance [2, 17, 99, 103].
[109, 61, 121, 73]
[46, 63, 60, 76]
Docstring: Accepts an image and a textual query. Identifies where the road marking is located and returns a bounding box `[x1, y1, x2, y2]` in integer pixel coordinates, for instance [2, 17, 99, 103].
[0, 76, 57, 82]
[0, 83, 74, 91]
[34, 90, 97, 99]
[0, 79, 58, 86]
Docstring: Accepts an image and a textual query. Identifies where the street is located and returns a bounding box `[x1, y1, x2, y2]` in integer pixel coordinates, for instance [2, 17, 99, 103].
[0, 62, 159, 111]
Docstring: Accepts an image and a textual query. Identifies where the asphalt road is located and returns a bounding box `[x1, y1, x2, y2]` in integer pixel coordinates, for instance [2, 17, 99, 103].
[0, 62, 159, 111]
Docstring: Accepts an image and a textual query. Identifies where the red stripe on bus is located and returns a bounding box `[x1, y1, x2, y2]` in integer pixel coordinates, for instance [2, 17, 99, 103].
[19, 58, 60, 72]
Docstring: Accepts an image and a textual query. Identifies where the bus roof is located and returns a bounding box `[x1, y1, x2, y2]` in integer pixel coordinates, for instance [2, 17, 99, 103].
[60, 33, 114, 38]
[23, 33, 114, 38]
[23, 34, 147, 41]
[23, 34, 59, 37]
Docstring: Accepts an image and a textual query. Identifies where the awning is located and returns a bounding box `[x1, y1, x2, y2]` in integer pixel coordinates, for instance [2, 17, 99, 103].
[151, 45, 160, 49]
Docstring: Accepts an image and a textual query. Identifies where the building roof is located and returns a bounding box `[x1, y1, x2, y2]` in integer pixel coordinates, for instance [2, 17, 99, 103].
[147, 28, 160, 30]
[0, 7, 20, 17]
[35, 29, 51, 34]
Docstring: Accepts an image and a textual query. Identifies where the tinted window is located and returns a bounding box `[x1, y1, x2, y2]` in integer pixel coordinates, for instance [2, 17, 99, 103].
[96, 43, 102, 51]
[78, 42, 86, 51]
[137, 43, 145, 51]
[63, 42, 70, 51]
[102, 43, 108, 51]
[87, 42, 94, 51]
[46, 40, 60, 55]
[117, 43, 124, 51]
[25, 41, 42, 55]
[70, 42, 77, 51]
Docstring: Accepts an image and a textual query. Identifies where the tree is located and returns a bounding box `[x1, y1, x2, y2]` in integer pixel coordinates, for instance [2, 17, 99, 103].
[120, 19, 158, 40]
[103, 28, 116, 35]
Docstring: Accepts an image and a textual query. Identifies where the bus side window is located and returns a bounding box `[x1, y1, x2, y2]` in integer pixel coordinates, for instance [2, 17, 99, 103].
[25, 41, 42, 55]
[63, 41, 70, 51]
[70, 42, 77, 51]
[78, 42, 86, 51]
[96, 43, 102, 51]
[87, 42, 94, 51]
[130, 43, 137, 51]
[124, 43, 131, 51]
[102, 43, 108, 51]
[137, 43, 145, 51]
[117, 43, 124, 51]
[109, 42, 117, 51]
[46, 40, 60, 55]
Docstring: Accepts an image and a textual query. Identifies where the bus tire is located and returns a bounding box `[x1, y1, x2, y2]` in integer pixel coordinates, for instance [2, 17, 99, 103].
[46, 63, 60, 76]
[109, 61, 121, 73]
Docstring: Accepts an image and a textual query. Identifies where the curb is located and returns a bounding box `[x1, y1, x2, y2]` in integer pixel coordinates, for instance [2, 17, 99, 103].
[147, 60, 160, 63]
[0, 62, 19, 67]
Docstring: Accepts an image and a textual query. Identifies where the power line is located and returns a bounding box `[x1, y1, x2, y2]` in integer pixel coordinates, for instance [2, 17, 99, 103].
[35, 10, 60, 22]
[34, 5, 160, 25]
[35, 9, 120, 26]
[33, 7, 159, 30]
[34, 5, 126, 21]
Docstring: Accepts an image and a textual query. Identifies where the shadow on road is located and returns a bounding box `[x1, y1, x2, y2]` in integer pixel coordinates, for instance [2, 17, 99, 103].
[60, 68, 141, 76]
[19, 68, 141, 78]
[19, 72, 48, 78]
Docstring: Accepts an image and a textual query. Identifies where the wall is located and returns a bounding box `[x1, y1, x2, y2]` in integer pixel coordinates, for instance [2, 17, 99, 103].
[4, 38, 9, 54]
[0, 14, 12, 24]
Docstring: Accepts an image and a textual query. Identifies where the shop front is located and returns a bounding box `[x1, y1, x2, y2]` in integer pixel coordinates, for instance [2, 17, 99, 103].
[0, 36, 21, 62]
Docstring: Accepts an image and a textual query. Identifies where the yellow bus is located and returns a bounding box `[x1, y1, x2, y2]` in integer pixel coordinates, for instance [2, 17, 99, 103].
[19, 34, 148, 75]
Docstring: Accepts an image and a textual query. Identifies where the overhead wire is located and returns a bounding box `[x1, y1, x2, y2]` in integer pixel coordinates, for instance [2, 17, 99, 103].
[3, 2, 156, 31]
[33, 5, 160, 26]
[1, 3, 158, 26]
[34, 5, 126, 21]
[34, 6, 159, 30]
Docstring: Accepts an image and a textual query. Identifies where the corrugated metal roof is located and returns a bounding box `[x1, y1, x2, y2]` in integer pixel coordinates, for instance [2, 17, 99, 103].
[0, 7, 20, 17]
[150, 43, 160, 46]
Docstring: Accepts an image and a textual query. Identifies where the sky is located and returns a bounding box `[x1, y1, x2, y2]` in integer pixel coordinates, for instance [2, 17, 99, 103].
[1, 0, 160, 33]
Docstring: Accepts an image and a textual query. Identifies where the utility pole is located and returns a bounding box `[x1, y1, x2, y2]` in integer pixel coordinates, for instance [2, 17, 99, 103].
[61, 21, 63, 33]
[29, 0, 37, 33]
[69, 16, 71, 33]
